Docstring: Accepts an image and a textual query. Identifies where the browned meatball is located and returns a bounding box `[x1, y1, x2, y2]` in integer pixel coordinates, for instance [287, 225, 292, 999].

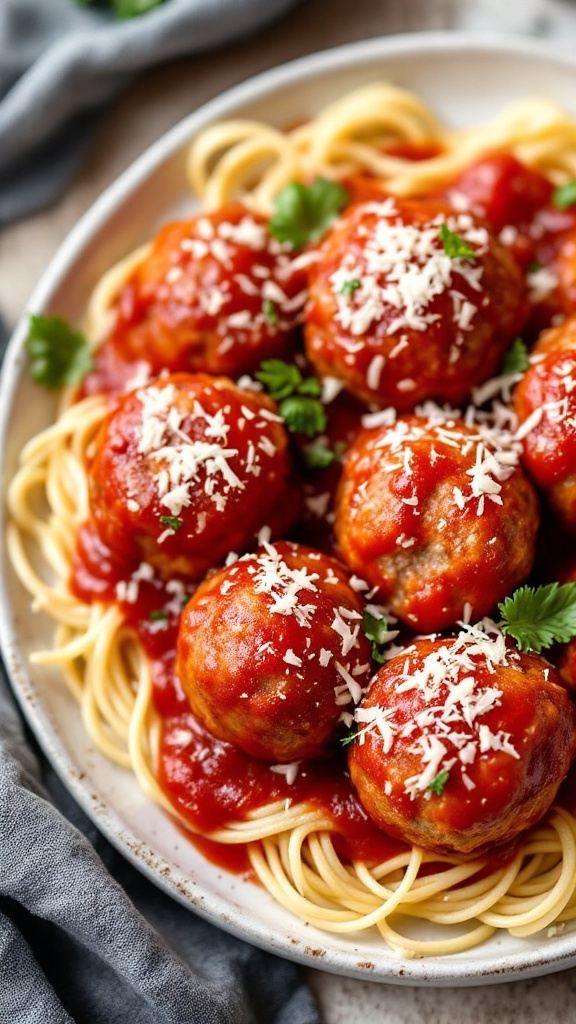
[176, 541, 373, 763]
[334, 409, 539, 632]
[304, 197, 527, 410]
[87, 373, 298, 578]
[348, 627, 576, 855]
[84, 204, 308, 394]
[514, 315, 576, 530]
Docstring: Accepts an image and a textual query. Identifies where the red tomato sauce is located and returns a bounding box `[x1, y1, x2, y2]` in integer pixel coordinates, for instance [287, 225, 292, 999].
[158, 710, 408, 870]
[67, 149, 576, 881]
[70, 528, 408, 871]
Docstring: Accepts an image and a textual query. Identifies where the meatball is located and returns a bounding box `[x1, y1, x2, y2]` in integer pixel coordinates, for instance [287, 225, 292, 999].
[87, 204, 308, 391]
[348, 625, 576, 855]
[438, 153, 553, 241]
[515, 315, 576, 530]
[334, 408, 539, 632]
[176, 541, 373, 762]
[304, 197, 527, 410]
[87, 373, 298, 578]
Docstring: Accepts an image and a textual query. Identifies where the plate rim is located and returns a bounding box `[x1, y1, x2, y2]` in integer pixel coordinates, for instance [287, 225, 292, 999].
[4, 30, 576, 986]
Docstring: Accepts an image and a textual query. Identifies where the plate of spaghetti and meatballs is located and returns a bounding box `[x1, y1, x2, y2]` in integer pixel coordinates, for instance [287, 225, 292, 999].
[7, 32, 576, 985]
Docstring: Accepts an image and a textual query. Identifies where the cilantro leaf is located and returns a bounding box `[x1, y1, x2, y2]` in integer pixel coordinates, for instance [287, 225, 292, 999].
[301, 438, 336, 470]
[427, 769, 449, 796]
[254, 359, 303, 400]
[268, 178, 349, 250]
[498, 582, 576, 653]
[278, 396, 327, 437]
[553, 180, 576, 211]
[439, 223, 477, 259]
[159, 515, 183, 531]
[501, 337, 530, 376]
[25, 314, 93, 389]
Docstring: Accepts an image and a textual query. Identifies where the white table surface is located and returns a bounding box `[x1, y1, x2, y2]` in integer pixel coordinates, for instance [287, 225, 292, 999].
[3, 1, 576, 1020]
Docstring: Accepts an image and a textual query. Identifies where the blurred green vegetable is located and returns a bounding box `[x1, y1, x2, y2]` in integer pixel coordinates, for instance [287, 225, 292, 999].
[72, 0, 166, 20]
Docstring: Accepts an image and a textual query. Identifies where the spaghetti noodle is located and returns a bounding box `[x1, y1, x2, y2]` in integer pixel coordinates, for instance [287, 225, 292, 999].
[8, 81, 576, 958]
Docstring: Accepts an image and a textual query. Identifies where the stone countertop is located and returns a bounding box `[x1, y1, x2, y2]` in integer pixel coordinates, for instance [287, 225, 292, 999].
[3, 1, 576, 1020]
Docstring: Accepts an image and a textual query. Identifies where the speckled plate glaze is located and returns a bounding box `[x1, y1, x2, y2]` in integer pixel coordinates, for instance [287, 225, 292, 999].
[3, 32, 576, 986]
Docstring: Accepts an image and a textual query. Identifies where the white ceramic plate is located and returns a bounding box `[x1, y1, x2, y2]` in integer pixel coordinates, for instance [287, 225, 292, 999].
[4, 32, 576, 987]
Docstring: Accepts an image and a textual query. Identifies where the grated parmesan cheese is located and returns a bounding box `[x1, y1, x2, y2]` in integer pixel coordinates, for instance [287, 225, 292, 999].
[353, 617, 522, 800]
[329, 202, 488, 361]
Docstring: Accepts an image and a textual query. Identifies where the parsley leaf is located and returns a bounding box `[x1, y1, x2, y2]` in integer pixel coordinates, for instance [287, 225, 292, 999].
[498, 582, 576, 653]
[439, 223, 477, 259]
[159, 515, 182, 531]
[25, 314, 93, 389]
[255, 359, 327, 437]
[295, 375, 322, 398]
[363, 609, 390, 665]
[427, 769, 450, 796]
[254, 359, 303, 400]
[268, 178, 349, 250]
[278, 396, 327, 437]
[501, 337, 530, 376]
[553, 180, 576, 211]
[301, 438, 336, 469]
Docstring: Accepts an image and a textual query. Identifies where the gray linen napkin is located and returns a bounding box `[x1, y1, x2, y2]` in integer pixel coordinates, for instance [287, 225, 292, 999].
[0, 670, 320, 1024]
[0, 0, 302, 224]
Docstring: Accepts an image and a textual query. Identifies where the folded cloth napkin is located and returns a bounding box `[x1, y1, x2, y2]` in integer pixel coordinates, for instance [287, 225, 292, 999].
[0, 671, 321, 1024]
[0, 0, 302, 225]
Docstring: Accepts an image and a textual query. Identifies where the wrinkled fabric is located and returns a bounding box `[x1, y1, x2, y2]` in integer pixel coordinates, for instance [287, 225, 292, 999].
[0, 667, 320, 1024]
[0, 0, 302, 223]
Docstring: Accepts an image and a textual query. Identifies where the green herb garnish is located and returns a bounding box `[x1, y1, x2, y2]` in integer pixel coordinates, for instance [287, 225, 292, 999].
[255, 359, 306, 400]
[340, 731, 359, 747]
[439, 223, 477, 259]
[339, 278, 362, 296]
[363, 609, 390, 665]
[278, 396, 327, 438]
[301, 438, 337, 470]
[24, 314, 93, 389]
[263, 298, 279, 325]
[149, 609, 169, 622]
[427, 769, 450, 797]
[268, 178, 349, 250]
[158, 515, 183, 531]
[498, 582, 576, 653]
[255, 359, 326, 437]
[501, 337, 530, 376]
[553, 180, 576, 211]
[72, 0, 165, 18]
